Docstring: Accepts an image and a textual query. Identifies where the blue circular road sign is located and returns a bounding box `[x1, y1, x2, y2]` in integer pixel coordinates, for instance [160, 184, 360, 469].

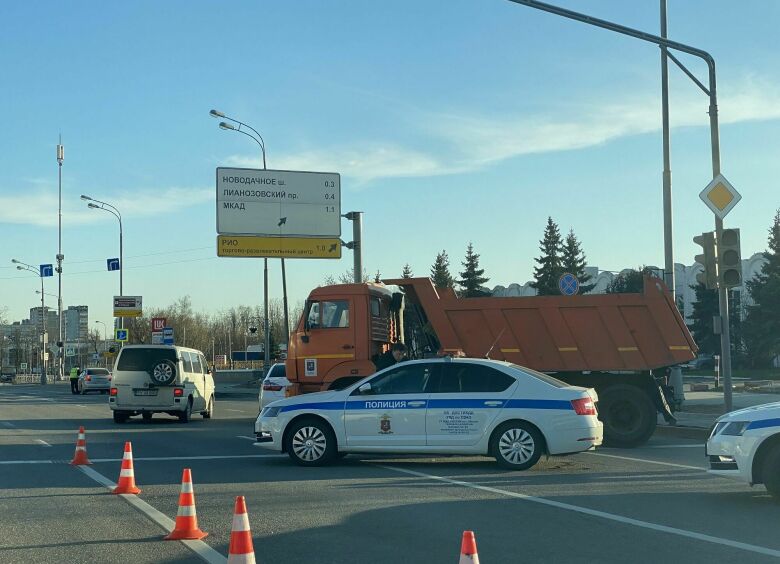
[559, 272, 580, 296]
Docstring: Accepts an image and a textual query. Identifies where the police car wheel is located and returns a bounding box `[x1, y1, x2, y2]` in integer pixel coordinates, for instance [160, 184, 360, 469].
[763, 445, 780, 502]
[491, 421, 544, 470]
[149, 359, 177, 386]
[286, 419, 335, 467]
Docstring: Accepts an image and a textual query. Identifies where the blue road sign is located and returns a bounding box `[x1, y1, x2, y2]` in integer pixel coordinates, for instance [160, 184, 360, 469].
[163, 327, 174, 345]
[107, 258, 120, 272]
[558, 272, 580, 296]
[115, 328, 129, 342]
[40, 264, 54, 277]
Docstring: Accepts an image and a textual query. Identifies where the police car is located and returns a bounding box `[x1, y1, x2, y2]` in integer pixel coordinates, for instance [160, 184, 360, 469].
[254, 357, 603, 470]
[706, 401, 780, 501]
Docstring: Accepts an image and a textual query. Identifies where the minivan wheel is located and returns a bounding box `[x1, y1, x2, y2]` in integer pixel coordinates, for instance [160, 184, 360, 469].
[113, 411, 128, 424]
[149, 359, 177, 386]
[179, 399, 192, 423]
[142, 412, 153, 422]
[202, 397, 214, 419]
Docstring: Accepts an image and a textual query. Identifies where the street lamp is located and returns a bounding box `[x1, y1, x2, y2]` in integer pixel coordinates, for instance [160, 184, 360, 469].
[56, 138, 65, 383]
[13, 259, 48, 384]
[81, 195, 124, 332]
[211, 108, 290, 376]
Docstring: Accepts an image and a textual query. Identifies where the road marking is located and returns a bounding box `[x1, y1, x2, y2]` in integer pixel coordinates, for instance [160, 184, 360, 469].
[236, 436, 256, 441]
[642, 444, 703, 449]
[0, 454, 285, 465]
[34, 439, 52, 447]
[583, 451, 705, 471]
[226, 409, 243, 412]
[0, 459, 54, 465]
[377, 464, 780, 559]
[0, 421, 17, 428]
[77, 465, 227, 564]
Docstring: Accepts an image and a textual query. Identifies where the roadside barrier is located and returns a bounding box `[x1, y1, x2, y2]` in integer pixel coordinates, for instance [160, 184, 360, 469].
[112, 441, 142, 495]
[227, 496, 256, 563]
[165, 468, 208, 540]
[459, 531, 480, 563]
[69, 426, 92, 465]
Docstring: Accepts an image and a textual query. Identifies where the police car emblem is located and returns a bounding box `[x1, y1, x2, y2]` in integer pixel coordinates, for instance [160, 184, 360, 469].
[379, 414, 392, 434]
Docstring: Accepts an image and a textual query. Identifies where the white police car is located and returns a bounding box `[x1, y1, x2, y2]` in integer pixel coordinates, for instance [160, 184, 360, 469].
[254, 357, 602, 469]
[706, 401, 780, 501]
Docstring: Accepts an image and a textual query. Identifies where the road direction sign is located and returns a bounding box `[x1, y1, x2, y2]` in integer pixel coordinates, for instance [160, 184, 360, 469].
[107, 258, 120, 271]
[113, 296, 143, 317]
[700, 174, 741, 219]
[151, 332, 163, 344]
[216, 168, 341, 238]
[217, 235, 342, 259]
[40, 264, 53, 277]
[115, 328, 129, 342]
[558, 273, 580, 296]
[163, 327, 174, 345]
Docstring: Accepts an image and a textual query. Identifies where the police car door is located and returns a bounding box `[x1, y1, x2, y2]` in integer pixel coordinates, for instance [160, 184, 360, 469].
[426, 362, 517, 447]
[344, 363, 434, 447]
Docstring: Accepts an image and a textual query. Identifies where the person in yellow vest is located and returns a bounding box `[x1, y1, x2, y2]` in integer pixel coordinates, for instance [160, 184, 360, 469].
[69, 365, 80, 395]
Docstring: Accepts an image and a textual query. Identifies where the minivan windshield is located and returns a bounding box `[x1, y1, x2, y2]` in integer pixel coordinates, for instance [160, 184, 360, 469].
[117, 348, 176, 371]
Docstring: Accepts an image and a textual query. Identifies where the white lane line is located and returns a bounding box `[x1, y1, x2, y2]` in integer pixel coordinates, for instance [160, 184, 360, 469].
[641, 444, 704, 449]
[236, 436, 256, 441]
[583, 451, 705, 471]
[34, 439, 52, 447]
[77, 465, 226, 564]
[226, 409, 243, 412]
[377, 464, 780, 559]
[0, 421, 17, 428]
[0, 459, 54, 465]
[0, 454, 285, 465]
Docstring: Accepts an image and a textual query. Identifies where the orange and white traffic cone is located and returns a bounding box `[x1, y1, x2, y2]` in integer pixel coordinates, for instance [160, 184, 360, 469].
[459, 530, 480, 564]
[227, 496, 255, 564]
[112, 441, 141, 495]
[70, 426, 92, 465]
[165, 468, 208, 540]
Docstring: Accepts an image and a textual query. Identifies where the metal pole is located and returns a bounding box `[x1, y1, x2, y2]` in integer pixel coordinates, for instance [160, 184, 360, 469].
[263, 258, 270, 376]
[119, 215, 124, 335]
[40, 277, 47, 384]
[352, 212, 363, 283]
[57, 139, 64, 382]
[282, 258, 290, 340]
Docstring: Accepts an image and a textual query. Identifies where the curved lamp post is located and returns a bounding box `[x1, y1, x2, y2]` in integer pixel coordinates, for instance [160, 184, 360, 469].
[13, 259, 47, 384]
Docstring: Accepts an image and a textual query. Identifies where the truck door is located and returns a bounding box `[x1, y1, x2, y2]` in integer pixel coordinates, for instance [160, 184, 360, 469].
[344, 363, 434, 447]
[295, 299, 355, 384]
[426, 362, 517, 447]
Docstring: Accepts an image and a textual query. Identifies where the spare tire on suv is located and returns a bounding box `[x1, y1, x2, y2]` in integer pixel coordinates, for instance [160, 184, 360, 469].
[149, 359, 177, 386]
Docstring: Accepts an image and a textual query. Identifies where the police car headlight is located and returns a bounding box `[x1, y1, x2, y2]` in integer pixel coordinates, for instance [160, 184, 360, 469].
[721, 421, 750, 436]
[261, 406, 281, 418]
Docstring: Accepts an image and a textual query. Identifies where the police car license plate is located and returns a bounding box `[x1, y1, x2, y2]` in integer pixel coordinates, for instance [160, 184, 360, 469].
[134, 389, 158, 396]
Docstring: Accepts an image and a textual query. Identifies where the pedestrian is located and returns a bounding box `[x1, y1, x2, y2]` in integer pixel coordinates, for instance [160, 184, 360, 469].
[373, 342, 407, 371]
[69, 365, 80, 394]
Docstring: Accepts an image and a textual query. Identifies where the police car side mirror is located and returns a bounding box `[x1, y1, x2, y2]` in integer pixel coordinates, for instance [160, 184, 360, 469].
[358, 382, 372, 395]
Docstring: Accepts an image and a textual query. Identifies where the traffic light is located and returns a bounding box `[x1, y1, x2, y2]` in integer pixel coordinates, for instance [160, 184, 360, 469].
[693, 231, 718, 289]
[718, 228, 742, 288]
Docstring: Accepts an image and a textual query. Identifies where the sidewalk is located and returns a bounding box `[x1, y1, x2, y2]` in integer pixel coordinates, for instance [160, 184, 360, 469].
[657, 387, 780, 440]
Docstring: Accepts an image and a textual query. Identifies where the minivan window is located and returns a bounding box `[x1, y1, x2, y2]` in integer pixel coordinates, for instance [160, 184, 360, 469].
[191, 353, 203, 374]
[182, 352, 194, 373]
[117, 348, 176, 371]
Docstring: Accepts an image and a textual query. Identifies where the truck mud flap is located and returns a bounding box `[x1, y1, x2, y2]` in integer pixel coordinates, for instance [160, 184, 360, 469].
[652, 381, 677, 425]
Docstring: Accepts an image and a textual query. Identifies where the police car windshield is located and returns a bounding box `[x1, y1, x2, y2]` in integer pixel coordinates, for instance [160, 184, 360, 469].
[117, 348, 176, 371]
[508, 364, 568, 388]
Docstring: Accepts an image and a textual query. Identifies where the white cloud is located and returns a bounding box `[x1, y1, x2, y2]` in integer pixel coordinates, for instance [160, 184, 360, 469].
[0, 186, 212, 227]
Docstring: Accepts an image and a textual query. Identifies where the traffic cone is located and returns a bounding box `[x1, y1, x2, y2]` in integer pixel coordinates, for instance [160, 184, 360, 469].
[459, 531, 480, 564]
[70, 426, 92, 465]
[227, 496, 255, 564]
[112, 441, 141, 495]
[165, 468, 208, 540]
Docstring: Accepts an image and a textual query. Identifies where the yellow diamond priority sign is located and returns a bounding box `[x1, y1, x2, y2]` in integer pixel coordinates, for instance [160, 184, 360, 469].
[699, 174, 741, 219]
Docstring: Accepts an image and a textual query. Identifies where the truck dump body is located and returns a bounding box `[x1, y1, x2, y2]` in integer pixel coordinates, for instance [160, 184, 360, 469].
[384, 276, 696, 372]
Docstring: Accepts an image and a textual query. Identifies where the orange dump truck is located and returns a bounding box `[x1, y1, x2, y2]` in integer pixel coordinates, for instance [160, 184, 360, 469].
[285, 276, 697, 447]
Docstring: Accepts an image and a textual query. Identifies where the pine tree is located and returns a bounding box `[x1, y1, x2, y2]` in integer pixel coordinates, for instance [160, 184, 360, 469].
[430, 250, 455, 290]
[374, 270, 381, 283]
[457, 243, 490, 297]
[744, 209, 780, 366]
[401, 264, 413, 278]
[561, 229, 595, 294]
[687, 282, 720, 355]
[606, 267, 648, 294]
[531, 217, 563, 295]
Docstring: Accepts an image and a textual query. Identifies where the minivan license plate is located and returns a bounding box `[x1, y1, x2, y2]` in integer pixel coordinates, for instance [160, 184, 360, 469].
[134, 389, 158, 396]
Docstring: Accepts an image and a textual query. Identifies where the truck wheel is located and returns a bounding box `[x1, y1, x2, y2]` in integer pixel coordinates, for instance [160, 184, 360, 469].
[490, 421, 544, 470]
[285, 418, 336, 467]
[113, 411, 128, 424]
[762, 445, 780, 502]
[599, 384, 657, 448]
[142, 412, 153, 422]
[149, 359, 176, 386]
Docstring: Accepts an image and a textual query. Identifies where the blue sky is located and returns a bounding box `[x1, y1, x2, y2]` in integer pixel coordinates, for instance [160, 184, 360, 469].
[1, 0, 779, 330]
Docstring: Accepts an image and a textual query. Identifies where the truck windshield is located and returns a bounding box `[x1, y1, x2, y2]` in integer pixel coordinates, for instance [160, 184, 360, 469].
[117, 348, 176, 371]
[308, 300, 349, 329]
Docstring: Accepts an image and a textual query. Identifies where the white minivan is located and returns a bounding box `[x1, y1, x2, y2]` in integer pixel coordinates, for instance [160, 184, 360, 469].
[109, 345, 215, 424]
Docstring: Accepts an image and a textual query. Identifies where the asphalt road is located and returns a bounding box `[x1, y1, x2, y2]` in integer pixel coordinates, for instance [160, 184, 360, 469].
[1, 383, 779, 564]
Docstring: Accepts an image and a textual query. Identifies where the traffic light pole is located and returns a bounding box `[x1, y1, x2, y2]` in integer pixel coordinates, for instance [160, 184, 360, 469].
[507, 0, 734, 412]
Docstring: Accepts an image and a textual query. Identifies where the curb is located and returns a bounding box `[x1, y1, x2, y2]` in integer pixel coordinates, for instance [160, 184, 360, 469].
[655, 425, 711, 441]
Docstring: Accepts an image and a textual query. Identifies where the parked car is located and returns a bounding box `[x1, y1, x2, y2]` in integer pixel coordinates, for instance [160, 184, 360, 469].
[259, 363, 290, 410]
[682, 354, 715, 370]
[78, 367, 112, 394]
[255, 357, 602, 469]
[0, 366, 16, 383]
[109, 345, 215, 424]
